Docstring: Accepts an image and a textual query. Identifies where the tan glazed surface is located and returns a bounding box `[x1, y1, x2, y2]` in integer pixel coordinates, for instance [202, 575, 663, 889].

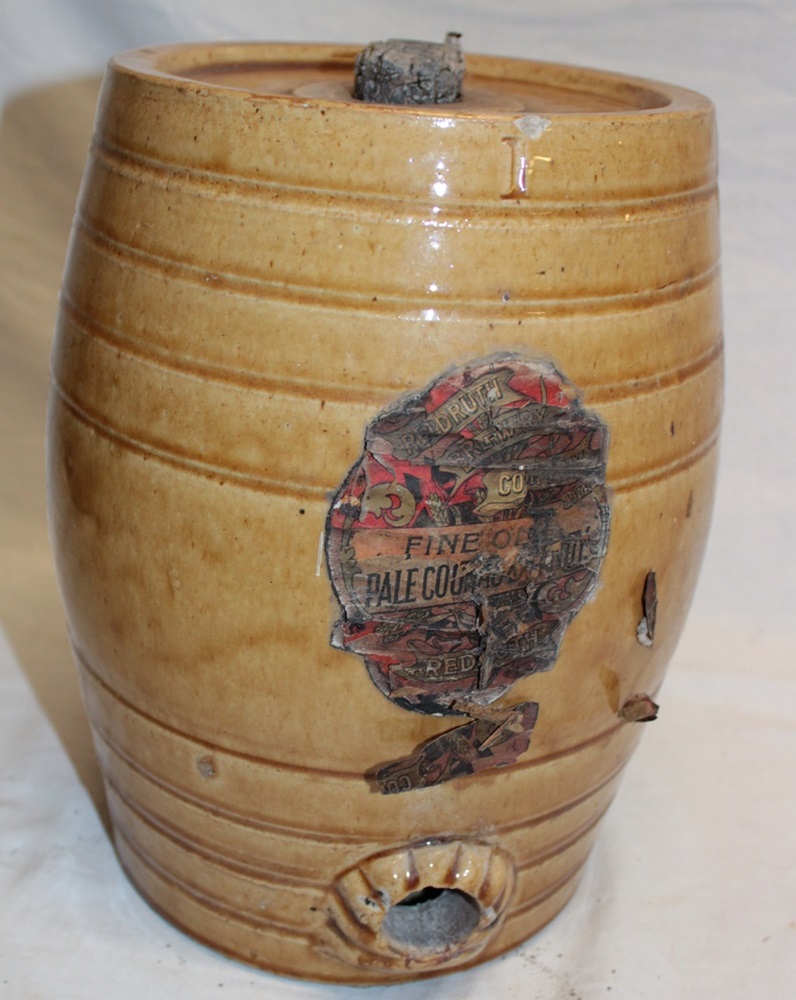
[46, 43, 722, 983]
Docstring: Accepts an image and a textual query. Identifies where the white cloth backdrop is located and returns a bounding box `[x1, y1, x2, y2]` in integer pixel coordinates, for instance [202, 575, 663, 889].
[1, 2, 794, 997]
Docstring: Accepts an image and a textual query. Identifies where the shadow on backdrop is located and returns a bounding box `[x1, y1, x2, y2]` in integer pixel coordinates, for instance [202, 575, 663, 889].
[0, 74, 111, 829]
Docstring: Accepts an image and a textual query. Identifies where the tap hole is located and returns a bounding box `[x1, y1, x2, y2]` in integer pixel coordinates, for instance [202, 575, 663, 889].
[382, 887, 481, 952]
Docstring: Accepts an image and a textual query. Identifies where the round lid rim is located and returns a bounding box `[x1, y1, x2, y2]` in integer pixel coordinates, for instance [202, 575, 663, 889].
[108, 41, 715, 120]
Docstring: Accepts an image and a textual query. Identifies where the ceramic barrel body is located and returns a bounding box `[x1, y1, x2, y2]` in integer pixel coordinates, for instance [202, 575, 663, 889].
[47, 45, 721, 984]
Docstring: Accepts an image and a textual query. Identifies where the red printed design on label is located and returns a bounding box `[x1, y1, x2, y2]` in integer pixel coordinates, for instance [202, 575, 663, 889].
[325, 354, 610, 725]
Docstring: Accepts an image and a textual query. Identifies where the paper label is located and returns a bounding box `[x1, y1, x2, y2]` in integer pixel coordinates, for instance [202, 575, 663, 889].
[324, 354, 610, 788]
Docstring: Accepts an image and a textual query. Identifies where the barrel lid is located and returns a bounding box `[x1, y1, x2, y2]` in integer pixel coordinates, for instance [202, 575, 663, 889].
[112, 42, 710, 118]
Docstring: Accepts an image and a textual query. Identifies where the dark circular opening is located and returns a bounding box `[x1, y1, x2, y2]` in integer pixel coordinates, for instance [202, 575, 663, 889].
[382, 886, 482, 952]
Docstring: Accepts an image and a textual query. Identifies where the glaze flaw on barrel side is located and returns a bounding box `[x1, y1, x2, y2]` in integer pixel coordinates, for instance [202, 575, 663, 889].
[46, 44, 722, 983]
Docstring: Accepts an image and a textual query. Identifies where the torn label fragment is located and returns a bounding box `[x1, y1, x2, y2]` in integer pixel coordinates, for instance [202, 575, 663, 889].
[636, 570, 658, 647]
[325, 353, 611, 718]
[619, 693, 659, 723]
[375, 701, 540, 793]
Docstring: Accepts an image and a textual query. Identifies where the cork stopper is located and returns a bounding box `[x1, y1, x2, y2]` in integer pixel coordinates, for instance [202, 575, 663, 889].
[353, 33, 464, 105]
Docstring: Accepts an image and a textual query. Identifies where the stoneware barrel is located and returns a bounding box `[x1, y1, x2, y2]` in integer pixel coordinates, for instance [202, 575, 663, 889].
[46, 42, 722, 984]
